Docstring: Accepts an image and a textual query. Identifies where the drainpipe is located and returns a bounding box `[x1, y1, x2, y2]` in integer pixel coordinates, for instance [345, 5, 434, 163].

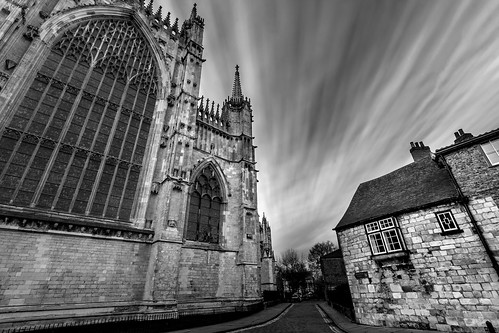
[438, 155, 499, 278]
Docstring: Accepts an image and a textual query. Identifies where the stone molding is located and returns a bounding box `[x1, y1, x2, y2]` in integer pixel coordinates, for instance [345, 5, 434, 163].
[0, 214, 154, 243]
[0, 301, 177, 332]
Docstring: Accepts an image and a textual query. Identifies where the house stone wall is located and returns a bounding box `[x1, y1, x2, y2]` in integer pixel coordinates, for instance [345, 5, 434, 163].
[444, 145, 499, 199]
[444, 145, 499, 267]
[338, 201, 499, 332]
[470, 197, 499, 272]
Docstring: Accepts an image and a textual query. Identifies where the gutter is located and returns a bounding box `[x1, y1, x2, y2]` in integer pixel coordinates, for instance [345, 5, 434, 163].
[334, 197, 460, 232]
[436, 128, 499, 155]
[438, 155, 499, 278]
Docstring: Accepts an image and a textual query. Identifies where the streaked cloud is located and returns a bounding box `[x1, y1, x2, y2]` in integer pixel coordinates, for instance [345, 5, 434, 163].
[165, 0, 499, 256]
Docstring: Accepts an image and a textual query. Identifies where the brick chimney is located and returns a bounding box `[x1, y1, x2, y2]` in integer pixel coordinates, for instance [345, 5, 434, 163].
[454, 128, 474, 144]
[410, 141, 431, 162]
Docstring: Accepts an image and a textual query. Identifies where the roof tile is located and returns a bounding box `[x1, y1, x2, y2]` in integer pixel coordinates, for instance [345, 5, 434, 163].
[335, 156, 459, 231]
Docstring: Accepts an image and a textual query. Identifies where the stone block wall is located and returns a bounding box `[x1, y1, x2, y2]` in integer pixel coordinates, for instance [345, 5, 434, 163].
[445, 145, 499, 199]
[469, 197, 499, 286]
[338, 201, 499, 332]
[178, 247, 221, 300]
[260, 257, 276, 291]
[176, 247, 246, 300]
[0, 229, 149, 307]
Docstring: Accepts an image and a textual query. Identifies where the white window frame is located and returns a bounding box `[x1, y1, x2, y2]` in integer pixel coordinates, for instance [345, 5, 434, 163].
[481, 138, 499, 166]
[435, 211, 459, 233]
[365, 217, 404, 255]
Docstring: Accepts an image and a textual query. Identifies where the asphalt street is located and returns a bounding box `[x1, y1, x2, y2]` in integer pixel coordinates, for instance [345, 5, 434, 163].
[230, 301, 343, 333]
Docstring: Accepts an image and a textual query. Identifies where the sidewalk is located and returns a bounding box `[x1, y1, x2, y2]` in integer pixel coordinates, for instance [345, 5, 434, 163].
[317, 302, 437, 333]
[166, 302, 292, 333]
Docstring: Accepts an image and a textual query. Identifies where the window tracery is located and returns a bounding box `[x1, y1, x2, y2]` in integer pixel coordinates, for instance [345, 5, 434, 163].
[0, 18, 158, 221]
[186, 166, 222, 243]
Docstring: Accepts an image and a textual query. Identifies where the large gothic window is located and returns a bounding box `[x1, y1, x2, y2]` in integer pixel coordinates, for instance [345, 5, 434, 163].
[186, 166, 222, 243]
[0, 18, 158, 221]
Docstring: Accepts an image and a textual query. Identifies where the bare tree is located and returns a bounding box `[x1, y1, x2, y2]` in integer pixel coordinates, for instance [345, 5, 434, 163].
[308, 241, 336, 278]
[277, 249, 310, 294]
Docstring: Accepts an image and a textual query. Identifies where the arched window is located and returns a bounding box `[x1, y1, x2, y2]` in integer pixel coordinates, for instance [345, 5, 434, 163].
[186, 165, 222, 243]
[0, 18, 158, 221]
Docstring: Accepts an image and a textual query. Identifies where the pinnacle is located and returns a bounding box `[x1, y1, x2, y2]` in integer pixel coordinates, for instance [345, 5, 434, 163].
[154, 6, 162, 21]
[230, 65, 243, 106]
[190, 3, 198, 19]
[172, 18, 179, 33]
[145, 0, 153, 15]
[163, 12, 171, 27]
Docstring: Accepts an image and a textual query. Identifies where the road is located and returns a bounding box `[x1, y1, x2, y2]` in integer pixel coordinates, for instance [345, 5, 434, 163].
[230, 301, 344, 333]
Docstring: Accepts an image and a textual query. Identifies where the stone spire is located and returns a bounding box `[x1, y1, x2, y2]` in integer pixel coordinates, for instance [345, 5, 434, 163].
[190, 3, 198, 20]
[230, 65, 243, 106]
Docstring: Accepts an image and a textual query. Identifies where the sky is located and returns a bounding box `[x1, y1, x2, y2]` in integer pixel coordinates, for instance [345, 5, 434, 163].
[163, 0, 499, 257]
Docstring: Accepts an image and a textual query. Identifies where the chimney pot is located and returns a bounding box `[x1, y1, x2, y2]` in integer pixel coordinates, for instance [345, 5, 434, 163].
[409, 140, 431, 162]
[453, 128, 474, 144]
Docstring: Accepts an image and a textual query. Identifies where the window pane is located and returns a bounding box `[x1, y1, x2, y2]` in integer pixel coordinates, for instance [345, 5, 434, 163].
[491, 139, 499, 151]
[482, 142, 495, 154]
[368, 233, 386, 254]
[437, 211, 458, 231]
[366, 222, 379, 233]
[379, 218, 394, 229]
[383, 229, 402, 252]
[487, 152, 499, 165]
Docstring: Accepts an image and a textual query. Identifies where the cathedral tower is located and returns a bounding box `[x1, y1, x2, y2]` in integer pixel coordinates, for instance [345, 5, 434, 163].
[0, 1, 268, 330]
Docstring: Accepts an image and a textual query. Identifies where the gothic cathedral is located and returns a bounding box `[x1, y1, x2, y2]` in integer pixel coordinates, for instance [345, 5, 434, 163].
[0, 0, 275, 330]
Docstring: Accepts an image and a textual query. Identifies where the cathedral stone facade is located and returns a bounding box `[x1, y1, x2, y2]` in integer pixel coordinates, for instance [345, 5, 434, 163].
[0, 0, 274, 330]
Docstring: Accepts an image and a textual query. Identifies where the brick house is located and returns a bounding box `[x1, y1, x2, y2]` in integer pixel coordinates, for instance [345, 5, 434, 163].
[335, 128, 499, 332]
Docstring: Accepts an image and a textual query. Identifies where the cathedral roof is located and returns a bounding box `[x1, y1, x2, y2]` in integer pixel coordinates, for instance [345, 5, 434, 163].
[335, 156, 460, 231]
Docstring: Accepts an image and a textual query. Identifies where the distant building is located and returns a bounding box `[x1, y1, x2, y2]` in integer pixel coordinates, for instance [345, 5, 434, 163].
[320, 249, 348, 293]
[335, 128, 499, 332]
[320, 249, 353, 318]
[0, 0, 273, 331]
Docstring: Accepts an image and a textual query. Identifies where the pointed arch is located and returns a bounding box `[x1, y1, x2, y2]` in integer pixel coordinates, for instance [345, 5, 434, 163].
[185, 159, 227, 243]
[0, 7, 172, 223]
[189, 157, 231, 199]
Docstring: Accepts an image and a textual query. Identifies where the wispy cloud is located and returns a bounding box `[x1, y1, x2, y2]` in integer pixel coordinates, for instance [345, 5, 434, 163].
[166, 0, 499, 256]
